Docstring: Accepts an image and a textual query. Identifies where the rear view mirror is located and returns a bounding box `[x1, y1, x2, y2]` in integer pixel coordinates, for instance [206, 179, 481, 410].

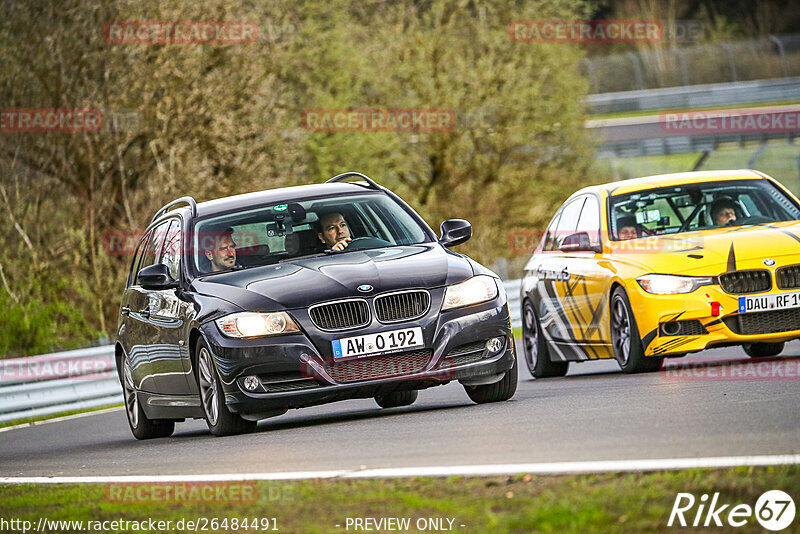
[138, 264, 179, 290]
[439, 219, 472, 248]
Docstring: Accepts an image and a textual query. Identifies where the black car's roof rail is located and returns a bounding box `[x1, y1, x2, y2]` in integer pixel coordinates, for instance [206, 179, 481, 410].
[326, 172, 382, 190]
[151, 196, 198, 223]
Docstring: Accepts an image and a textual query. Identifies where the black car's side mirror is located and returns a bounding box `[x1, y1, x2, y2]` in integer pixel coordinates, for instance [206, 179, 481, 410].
[138, 264, 179, 290]
[439, 219, 472, 248]
[560, 231, 600, 253]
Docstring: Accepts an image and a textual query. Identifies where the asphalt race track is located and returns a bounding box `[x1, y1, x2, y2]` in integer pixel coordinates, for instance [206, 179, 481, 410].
[1, 341, 798, 478]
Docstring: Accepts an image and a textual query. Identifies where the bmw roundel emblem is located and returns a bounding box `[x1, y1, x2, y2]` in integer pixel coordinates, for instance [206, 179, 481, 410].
[357, 284, 373, 293]
[764, 258, 776, 266]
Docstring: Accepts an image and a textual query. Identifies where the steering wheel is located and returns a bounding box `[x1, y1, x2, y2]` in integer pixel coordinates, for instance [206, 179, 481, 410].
[732, 215, 774, 226]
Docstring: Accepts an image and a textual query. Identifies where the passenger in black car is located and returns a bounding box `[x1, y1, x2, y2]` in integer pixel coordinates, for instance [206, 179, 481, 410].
[202, 227, 237, 272]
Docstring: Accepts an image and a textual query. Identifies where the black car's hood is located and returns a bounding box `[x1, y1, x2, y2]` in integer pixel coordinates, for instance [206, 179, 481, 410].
[190, 244, 475, 311]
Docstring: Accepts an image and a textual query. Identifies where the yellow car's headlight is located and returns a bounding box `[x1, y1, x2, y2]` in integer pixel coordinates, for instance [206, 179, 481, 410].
[215, 312, 300, 338]
[636, 274, 713, 295]
[442, 275, 499, 310]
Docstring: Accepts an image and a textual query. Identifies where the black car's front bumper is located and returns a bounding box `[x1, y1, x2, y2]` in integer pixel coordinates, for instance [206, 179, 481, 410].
[201, 292, 514, 416]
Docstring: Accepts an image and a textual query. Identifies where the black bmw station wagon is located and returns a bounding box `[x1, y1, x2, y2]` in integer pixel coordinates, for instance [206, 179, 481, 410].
[116, 172, 517, 438]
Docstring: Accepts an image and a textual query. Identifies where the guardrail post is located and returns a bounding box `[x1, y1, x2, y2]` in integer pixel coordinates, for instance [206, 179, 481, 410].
[672, 47, 690, 86]
[768, 35, 790, 77]
[720, 42, 738, 82]
[627, 53, 645, 90]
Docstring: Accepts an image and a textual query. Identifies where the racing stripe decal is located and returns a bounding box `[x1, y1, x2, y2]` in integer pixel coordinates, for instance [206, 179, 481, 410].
[726, 242, 737, 272]
[641, 328, 658, 352]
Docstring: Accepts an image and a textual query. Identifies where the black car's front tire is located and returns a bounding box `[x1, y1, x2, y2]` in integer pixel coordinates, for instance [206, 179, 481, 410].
[464, 353, 518, 404]
[120, 358, 174, 440]
[196, 339, 257, 437]
[375, 390, 418, 408]
[522, 300, 569, 378]
[743, 342, 784, 358]
[610, 287, 662, 373]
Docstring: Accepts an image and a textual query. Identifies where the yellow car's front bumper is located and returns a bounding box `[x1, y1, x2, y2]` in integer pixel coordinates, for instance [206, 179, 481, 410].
[625, 281, 800, 357]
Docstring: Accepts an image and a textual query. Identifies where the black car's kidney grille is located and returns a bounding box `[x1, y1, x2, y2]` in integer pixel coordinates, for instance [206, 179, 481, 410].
[718, 270, 771, 294]
[374, 290, 430, 322]
[776, 264, 800, 290]
[309, 299, 370, 330]
[723, 308, 800, 335]
[325, 349, 432, 382]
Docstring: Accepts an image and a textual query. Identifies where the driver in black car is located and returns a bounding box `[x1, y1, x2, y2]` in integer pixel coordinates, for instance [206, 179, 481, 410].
[710, 197, 738, 227]
[317, 211, 352, 251]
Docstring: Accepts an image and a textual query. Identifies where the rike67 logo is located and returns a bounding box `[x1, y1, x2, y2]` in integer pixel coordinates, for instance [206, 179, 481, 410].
[668, 490, 795, 531]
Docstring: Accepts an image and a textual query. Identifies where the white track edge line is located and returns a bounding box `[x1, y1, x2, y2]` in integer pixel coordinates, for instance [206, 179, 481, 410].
[0, 406, 123, 433]
[1, 454, 798, 484]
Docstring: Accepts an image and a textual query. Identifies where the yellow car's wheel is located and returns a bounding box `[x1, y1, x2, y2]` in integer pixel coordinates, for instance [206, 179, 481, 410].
[522, 300, 568, 378]
[743, 342, 784, 358]
[611, 287, 662, 373]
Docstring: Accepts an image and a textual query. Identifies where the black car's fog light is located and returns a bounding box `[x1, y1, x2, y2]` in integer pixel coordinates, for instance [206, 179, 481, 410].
[485, 337, 504, 354]
[242, 375, 260, 391]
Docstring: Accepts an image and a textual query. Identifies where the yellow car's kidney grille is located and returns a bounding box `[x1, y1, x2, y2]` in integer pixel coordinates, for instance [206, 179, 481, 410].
[718, 270, 771, 294]
[776, 264, 800, 290]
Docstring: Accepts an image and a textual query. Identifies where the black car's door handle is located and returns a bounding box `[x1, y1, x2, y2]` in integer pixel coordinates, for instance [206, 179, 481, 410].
[138, 309, 151, 318]
[121, 306, 131, 316]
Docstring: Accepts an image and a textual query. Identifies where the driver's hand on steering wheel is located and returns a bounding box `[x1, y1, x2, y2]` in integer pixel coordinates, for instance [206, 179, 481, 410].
[331, 237, 352, 251]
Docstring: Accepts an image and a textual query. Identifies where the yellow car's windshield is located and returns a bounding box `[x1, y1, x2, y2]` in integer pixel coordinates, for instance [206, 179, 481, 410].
[608, 179, 800, 240]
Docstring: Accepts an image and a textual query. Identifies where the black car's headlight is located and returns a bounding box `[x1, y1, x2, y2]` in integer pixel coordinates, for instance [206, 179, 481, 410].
[442, 275, 499, 310]
[636, 274, 714, 295]
[215, 312, 300, 338]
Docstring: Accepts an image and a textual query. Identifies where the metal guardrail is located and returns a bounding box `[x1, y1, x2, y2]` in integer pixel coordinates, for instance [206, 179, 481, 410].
[0, 279, 523, 425]
[587, 77, 800, 115]
[0, 345, 121, 424]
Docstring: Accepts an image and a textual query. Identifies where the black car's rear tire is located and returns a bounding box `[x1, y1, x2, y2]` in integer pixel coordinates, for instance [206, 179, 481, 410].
[610, 287, 663, 373]
[743, 342, 784, 358]
[120, 357, 174, 440]
[196, 339, 257, 437]
[464, 353, 518, 404]
[375, 390, 418, 408]
[522, 300, 569, 378]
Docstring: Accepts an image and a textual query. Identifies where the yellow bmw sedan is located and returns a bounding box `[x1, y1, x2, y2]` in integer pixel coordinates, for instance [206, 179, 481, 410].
[520, 169, 800, 376]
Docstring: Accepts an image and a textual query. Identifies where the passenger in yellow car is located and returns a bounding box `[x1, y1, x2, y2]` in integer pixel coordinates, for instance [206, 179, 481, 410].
[710, 197, 738, 226]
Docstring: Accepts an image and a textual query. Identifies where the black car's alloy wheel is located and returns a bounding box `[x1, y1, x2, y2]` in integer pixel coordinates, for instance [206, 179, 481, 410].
[196, 340, 257, 437]
[121, 357, 174, 440]
[610, 288, 662, 373]
[522, 300, 568, 378]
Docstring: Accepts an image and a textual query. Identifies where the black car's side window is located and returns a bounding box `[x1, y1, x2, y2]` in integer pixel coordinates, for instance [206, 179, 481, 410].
[161, 219, 182, 280]
[127, 232, 150, 288]
[138, 221, 171, 274]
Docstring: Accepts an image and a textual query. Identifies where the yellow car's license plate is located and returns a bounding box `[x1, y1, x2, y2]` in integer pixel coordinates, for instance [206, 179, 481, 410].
[738, 292, 800, 313]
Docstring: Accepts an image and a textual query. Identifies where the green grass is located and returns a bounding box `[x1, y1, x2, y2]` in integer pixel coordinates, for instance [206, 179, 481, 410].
[0, 466, 796, 532]
[0, 404, 123, 429]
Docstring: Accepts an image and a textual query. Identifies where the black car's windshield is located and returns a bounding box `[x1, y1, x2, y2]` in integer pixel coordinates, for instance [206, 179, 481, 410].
[192, 192, 430, 274]
[608, 179, 800, 240]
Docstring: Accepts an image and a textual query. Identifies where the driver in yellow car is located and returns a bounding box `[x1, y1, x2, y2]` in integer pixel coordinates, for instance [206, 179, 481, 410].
[710, 197, 738, 226]
[317, 211, 352, 251]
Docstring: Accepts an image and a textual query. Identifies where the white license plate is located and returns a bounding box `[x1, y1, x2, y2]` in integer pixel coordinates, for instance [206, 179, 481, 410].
[332, 327, 423, 359]
[738, 292, 800, 313]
